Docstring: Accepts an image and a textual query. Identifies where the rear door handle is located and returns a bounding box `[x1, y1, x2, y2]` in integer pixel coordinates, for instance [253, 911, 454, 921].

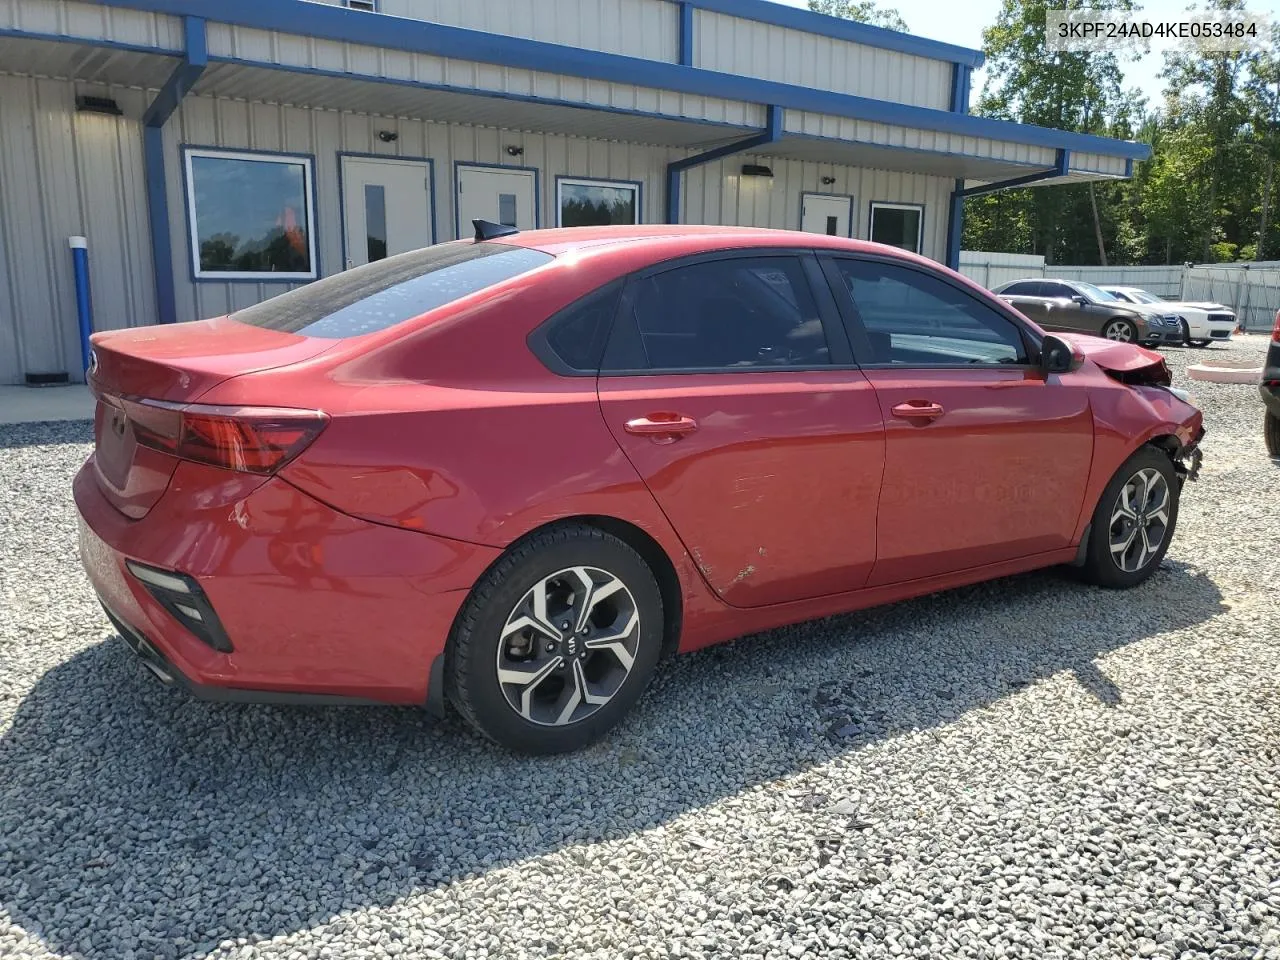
[624, 414, 698, 441]
[891, 401, 945, 422]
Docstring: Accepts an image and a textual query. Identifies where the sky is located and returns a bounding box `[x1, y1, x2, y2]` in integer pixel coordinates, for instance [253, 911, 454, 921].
[771, 0, 1280, 111]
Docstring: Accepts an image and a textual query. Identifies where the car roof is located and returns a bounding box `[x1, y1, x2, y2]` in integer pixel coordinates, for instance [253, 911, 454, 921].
[477, 224, 941, 271]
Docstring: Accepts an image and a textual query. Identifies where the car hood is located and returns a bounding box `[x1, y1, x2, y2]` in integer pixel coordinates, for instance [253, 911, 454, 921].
[1058, 332, 1170, 377]
[1165, 301, 1231, 313]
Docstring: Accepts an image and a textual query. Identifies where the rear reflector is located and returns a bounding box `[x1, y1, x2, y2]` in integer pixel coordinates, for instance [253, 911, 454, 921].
[109, 397, 327, 475]
[125, 560, 233, 652]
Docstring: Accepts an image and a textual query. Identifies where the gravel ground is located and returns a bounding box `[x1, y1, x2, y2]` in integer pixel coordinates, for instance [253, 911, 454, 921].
[1, 335, 1277, 960]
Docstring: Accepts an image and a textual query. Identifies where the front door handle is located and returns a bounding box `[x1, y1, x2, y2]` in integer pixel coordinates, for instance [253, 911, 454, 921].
[891, 400, 945, 422]
[624, 414, 698, 442]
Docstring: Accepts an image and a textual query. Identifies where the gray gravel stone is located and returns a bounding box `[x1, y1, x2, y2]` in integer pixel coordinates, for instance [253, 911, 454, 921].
[1, 336, 1278, 959]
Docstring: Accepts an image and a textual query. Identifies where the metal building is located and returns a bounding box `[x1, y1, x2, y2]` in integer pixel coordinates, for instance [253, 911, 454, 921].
[0, 0, 1149, 384]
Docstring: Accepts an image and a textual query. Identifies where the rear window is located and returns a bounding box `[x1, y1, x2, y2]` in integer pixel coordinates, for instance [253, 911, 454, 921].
[231, 242, 554, 338]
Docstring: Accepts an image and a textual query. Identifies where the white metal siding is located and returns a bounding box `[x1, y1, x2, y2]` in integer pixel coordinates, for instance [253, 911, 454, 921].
[205, 25, 751, 127]
[162, 94, 954, 323]
[0, 75, 155, 384]
[1068, 151, 1127, 177]
[694, 9, 951, 110]
[681, 152, 951, 261]
[343, 0, 679, 61]
[957, 251, 1047, 290]
[787, 110, 1058, 169]
[0, 0, 182, 50]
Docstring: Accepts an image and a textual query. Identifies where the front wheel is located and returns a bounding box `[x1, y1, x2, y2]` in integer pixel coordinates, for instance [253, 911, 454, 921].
[1078, 447, 1180, 589]
[1101, 318, 1138, 343]
[1266, 411, 1280, 458]
[445, 523, 664, 754]
[1188, 339, 1212, 348]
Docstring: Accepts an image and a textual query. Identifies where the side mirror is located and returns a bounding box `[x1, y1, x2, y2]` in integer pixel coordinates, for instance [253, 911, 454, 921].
[1071, 295, 1089, 306]
[1040, 334, 1081, 375]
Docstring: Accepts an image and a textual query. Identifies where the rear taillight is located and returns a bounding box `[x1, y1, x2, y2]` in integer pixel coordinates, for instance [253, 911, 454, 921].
[115, 398, 327, 474]
[1272, 309, 1280, 343]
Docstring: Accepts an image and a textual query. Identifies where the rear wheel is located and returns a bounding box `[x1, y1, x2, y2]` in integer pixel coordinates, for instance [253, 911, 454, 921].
[1266, 411, 1280, 458]
[445, 523, 664, 753]
[1078, 447, 1180, 589]
[1102, 318, 1138, 342]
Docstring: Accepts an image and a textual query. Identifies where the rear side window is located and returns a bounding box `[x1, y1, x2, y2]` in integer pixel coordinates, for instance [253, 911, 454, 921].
[602, 256, 830, 371]
[231, 243, 553, 338]
[529, 282, 624, 374]
[1000, 281, 1043, 296]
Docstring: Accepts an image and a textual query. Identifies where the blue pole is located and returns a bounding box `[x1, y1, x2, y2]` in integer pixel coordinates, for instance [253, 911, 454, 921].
[69, 236, 94, 374]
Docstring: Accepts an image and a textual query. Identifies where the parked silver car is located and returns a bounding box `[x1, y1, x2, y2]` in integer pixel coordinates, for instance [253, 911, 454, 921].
[992, 279, 1184, 346]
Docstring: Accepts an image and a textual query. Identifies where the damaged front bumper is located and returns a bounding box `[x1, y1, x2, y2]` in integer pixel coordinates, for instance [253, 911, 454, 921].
[1174, 432, 1204, 484]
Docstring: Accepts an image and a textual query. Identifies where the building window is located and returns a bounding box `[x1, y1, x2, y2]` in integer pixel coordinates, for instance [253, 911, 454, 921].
[343, 0, 378, 11]
[869, 202, 923, 255]
[183, 148, 318, 282]
[556, 178, 641, 228]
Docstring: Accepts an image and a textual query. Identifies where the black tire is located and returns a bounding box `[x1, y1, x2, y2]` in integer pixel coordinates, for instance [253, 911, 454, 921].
[445, 523, 664, 754]
[1078, 446, 1180, 589]
[1266, 411, 1280, 459]
[1189, 339, 1212, 348]
[1100, 317, 1138, 343]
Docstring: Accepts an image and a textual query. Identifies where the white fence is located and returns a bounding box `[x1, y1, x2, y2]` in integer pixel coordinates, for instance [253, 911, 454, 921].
[958, 251, 1280, 331]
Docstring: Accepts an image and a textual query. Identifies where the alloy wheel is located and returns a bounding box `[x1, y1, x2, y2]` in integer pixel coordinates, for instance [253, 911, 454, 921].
[495, 566, 640, 726]
[1103, 320, 1134, 342]
[1108, 467, 1171, 573]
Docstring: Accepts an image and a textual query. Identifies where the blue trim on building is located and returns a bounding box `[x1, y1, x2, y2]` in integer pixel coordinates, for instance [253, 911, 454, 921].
[70, 243, 95, 372]
[142, 15, 206, 127]
[945, 178, 964, 271]
[0, 27, 181, 56]
[336, 152, 438, 269]
[681, 0, 983, 66]
[1125, 157, 1134, 178]
[949, 64, 971, 114]
[453, 161, 542, 239]
[88, 0, 1146, 160]
[665, 105, 783, 224]
[678, 1, 694, 66]
[180, 144, 322, 284]
[798, 192, 856, 238]
[554, 176, 645, 227]
[142, 16, 206, 324]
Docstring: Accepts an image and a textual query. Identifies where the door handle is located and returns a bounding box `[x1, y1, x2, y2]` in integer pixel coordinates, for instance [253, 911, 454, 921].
[624, 414, 698, 441]
[891, 401, 945, 422]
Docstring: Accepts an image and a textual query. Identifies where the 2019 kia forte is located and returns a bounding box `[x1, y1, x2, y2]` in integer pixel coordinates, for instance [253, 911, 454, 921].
[76, 224, 1204, 753]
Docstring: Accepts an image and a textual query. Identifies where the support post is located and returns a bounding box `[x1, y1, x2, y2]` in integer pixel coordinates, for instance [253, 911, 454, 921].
[666, 105, 783, 224]
[143, 15, 207, 325]
[69, 237, 94, 373]
[677, 1, 694, 66]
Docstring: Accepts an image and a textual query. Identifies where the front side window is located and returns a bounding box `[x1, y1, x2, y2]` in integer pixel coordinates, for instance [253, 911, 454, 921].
[231, 242, 553, 338]
[999, 281, 1044, 297]
[834, 259, 1029, 366]
[557, 178, 640, 227]
[869, 202, 923, 254]
[184, 148, 317, 281]
[602, 256, 830, 371]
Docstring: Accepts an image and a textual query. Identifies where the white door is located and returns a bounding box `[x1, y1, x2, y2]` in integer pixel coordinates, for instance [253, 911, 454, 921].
[456, 165, 537, 236]
[341, 156, 433, 268]
[800, 193, 852, 237]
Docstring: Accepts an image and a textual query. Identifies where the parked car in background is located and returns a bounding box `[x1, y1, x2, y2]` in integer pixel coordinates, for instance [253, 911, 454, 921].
[992, 278, 1184, 346]
[1100, 286, 1237, 348]
[75, 225, 1205, 754]
[1263, 309, 1280, 458]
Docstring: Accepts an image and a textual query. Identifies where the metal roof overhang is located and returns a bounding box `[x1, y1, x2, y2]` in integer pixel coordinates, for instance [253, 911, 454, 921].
[0, 34, 180, 88]
[765, 135, 1060, 184]
[191, 60, 759, 149]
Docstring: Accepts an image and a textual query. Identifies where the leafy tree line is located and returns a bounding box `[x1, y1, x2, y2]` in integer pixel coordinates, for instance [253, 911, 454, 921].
[810, 0, 1280, 265]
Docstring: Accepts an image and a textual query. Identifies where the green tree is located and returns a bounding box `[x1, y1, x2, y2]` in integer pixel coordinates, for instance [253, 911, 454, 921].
[808, 0, 908, 32]
[972, 0, 1140, 264]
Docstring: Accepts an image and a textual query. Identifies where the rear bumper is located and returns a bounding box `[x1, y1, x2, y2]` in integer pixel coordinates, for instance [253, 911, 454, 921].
[74, 457, 500, 707]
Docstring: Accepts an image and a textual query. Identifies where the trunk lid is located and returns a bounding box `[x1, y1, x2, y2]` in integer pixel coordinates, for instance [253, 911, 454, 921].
[88, 318, 335, 518]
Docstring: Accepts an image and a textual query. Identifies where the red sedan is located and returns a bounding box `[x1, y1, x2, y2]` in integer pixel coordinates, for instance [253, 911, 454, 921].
[75, 224, 1204, 753]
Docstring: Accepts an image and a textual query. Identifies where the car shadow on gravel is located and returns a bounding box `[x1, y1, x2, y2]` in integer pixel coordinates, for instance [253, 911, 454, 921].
[0, 422, 92, 449]
[0, 560, 1225, 958]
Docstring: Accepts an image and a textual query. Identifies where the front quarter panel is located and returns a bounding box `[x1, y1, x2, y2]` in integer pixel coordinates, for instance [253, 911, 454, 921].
[1073, 365, 1203, 541]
